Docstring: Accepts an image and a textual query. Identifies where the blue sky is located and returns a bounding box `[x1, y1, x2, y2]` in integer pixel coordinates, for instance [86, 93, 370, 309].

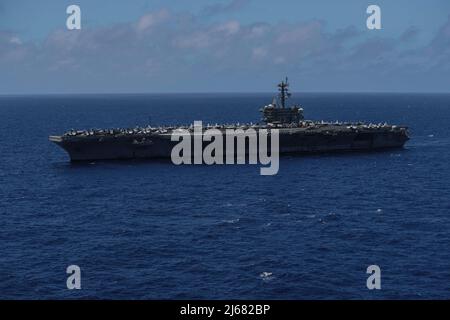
[1, 0, 450, 93]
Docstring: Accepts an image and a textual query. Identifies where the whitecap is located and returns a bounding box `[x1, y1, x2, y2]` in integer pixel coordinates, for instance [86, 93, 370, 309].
[260, 272, 273, 281]
[223, 218, 240, 224]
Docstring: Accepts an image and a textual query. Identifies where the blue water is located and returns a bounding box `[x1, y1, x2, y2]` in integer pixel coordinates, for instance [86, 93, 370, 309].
[1, 93, 450, 299]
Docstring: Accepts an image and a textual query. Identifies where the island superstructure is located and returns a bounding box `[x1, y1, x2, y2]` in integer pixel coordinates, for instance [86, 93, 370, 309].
[49, 79, 409, 161]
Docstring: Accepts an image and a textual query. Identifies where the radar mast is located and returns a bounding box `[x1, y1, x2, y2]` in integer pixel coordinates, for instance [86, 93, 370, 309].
[277, 77, 291, 109]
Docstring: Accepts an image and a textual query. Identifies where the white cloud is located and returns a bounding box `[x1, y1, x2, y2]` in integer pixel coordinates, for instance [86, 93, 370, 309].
[214, 20, 240, 36]
[252, 47, 268, 60]
[1, 10, 450, 93]
[9, 36, 22, 45]
[136, 9, 170, 32]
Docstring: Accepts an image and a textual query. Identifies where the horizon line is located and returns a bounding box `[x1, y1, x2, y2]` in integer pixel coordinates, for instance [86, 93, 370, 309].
[1, 90, 450, 97]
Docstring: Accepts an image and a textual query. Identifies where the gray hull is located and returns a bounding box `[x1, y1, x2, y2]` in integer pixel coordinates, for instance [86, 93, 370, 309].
[50, 127, 409, 162]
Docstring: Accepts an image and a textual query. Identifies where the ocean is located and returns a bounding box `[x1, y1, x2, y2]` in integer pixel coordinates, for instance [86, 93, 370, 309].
[1, 93, 450, 299]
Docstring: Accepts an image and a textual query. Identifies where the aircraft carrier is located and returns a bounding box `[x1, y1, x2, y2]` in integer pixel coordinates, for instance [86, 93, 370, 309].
[49, 79, 409, 161]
